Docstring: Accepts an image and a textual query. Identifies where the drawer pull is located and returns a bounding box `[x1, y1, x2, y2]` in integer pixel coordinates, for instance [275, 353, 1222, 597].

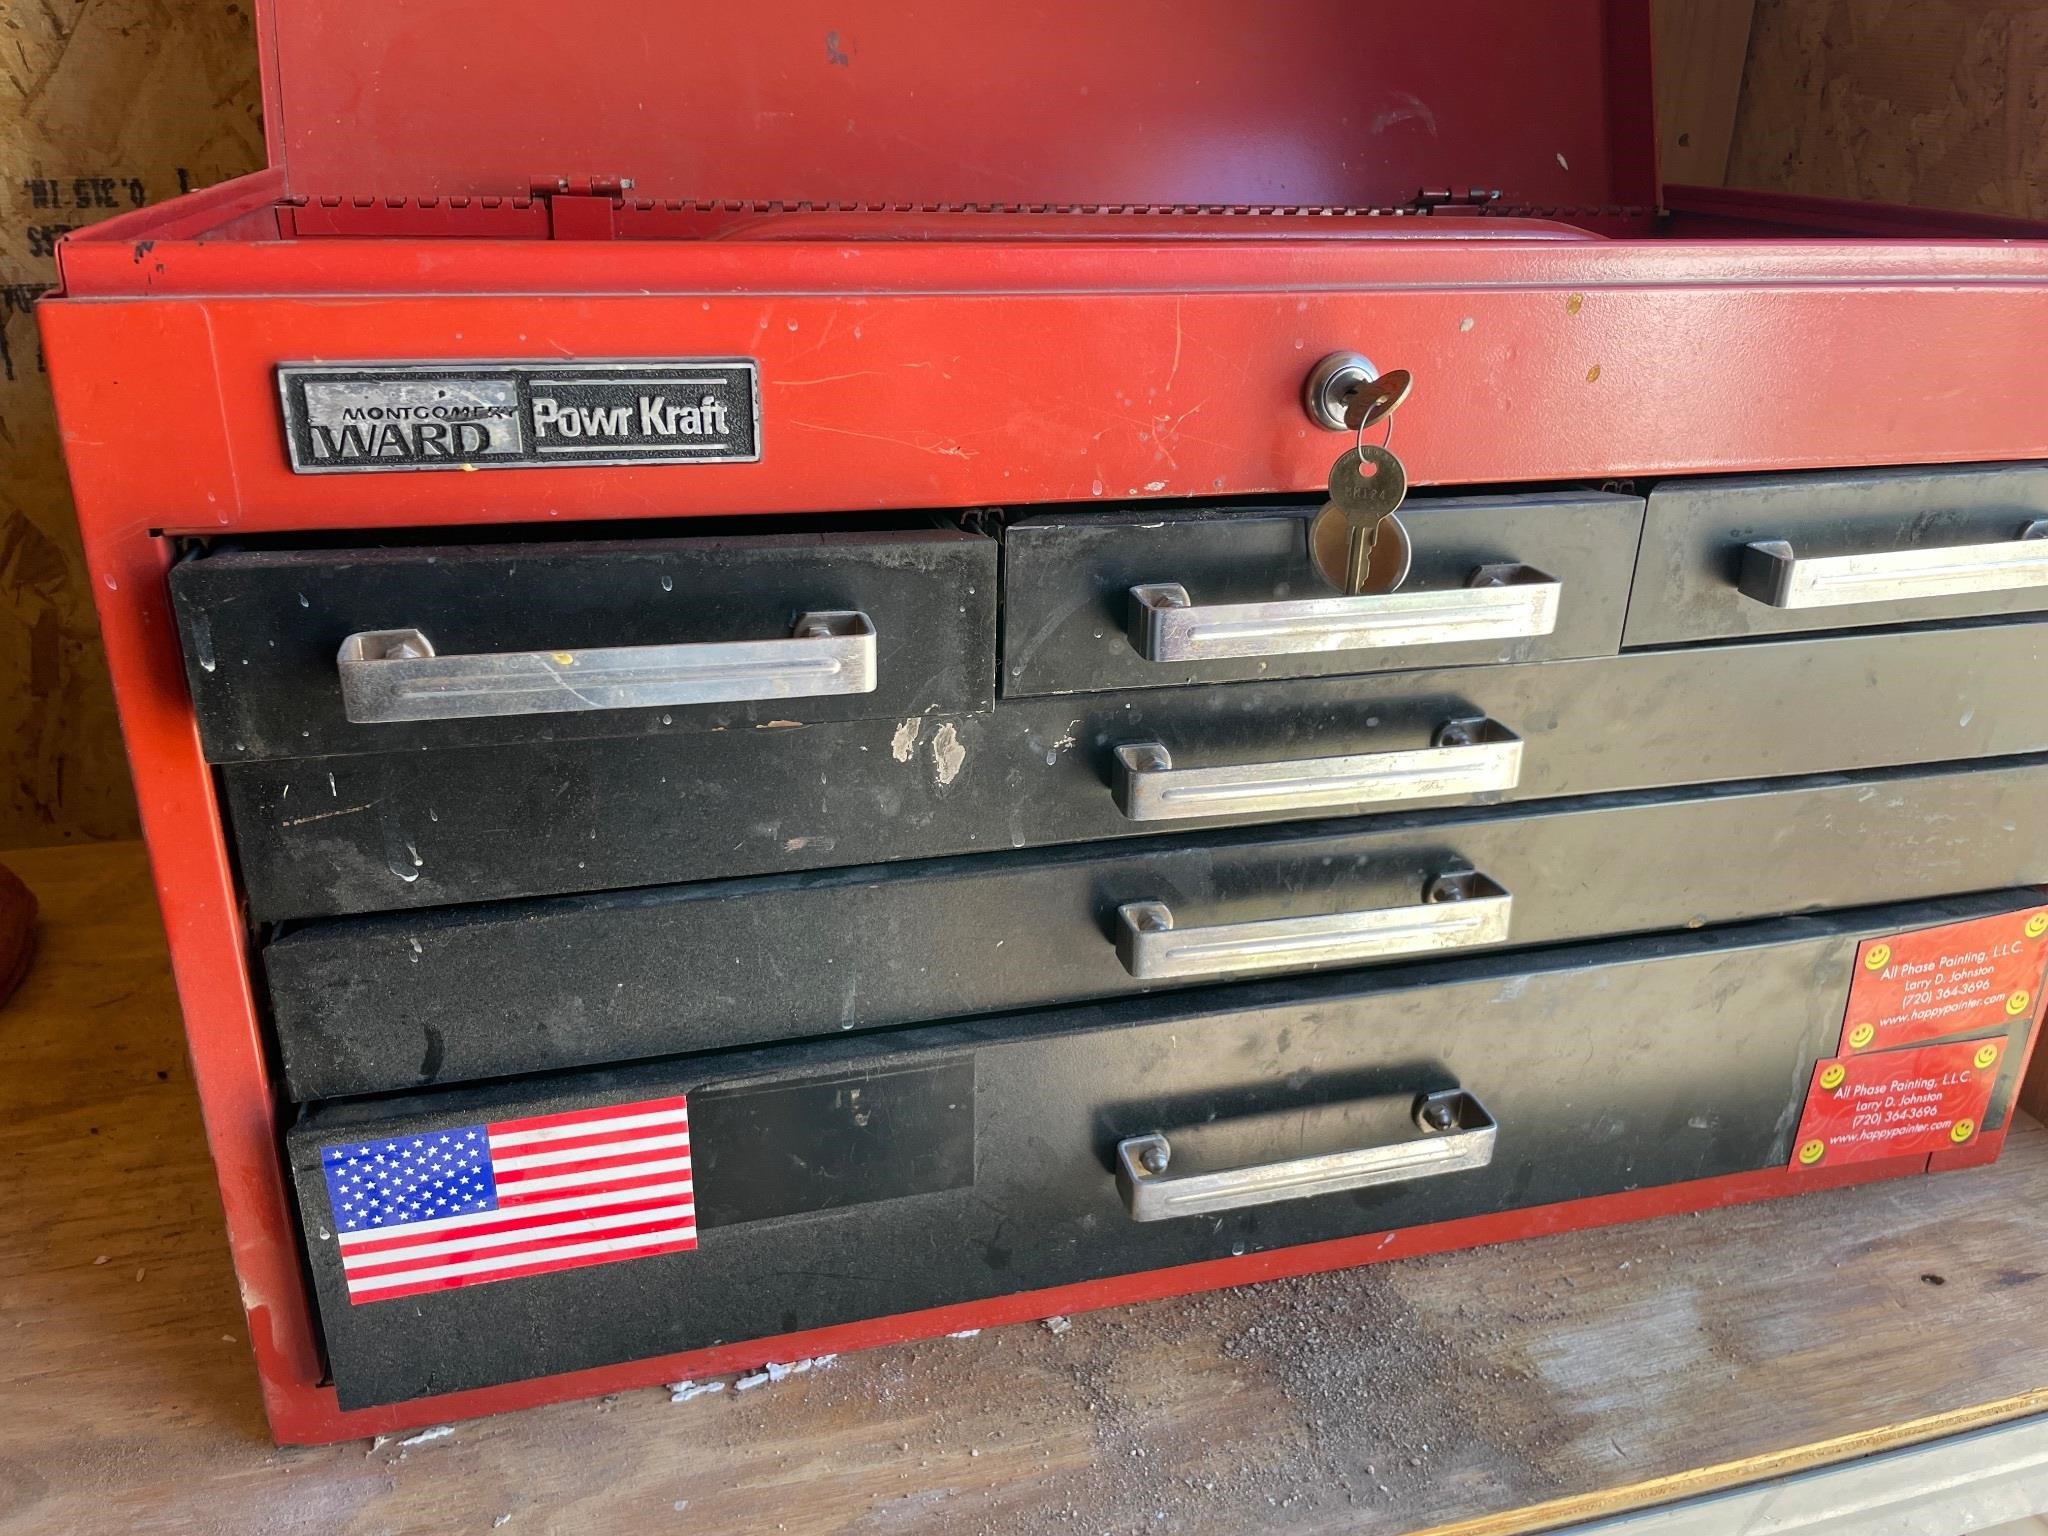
[335, 612, 877, 723]
[1112, 717, 1522, 821]
[1115, 1089, 1498, 1221]
[1113, 870, 1510, 980]
[1738, 521, 2048, 609]
[1125, 565, 1560, 663]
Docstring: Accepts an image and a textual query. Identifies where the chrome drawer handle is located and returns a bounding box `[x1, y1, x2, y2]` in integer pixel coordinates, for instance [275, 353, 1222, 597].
[1113, 871, 1510, 980]
[1116, 1090, 1498, 1221]
[1112, 717, 1522, 821]
[1126, 565, 1560, 663]
[1738, 521, 2048, 609]
[335, 612, 877, 723]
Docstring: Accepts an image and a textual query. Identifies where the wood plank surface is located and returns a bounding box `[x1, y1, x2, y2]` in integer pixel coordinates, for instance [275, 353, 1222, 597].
[1, 840, 2046, 1536]
[1651, 0, 1758, 187]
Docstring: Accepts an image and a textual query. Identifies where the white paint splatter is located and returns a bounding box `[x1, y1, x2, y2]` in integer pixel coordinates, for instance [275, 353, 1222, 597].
[931, 722, 966, 786]
[733, 1354, 838, 1391]
[890, 717, 923, 762]
[667, 1379, 727, 1403]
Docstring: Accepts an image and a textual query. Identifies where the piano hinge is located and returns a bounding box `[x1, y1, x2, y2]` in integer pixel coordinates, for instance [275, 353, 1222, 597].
[529, 176, 636, 239]
[1410, 187, 1506, 214]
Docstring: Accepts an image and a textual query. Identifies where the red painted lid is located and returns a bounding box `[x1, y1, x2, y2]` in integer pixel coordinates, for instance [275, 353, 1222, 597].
[256, 0, 1655, 211]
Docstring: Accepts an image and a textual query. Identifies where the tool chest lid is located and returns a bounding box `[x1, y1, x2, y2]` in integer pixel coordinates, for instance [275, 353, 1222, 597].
[254, 0, 1657, 214]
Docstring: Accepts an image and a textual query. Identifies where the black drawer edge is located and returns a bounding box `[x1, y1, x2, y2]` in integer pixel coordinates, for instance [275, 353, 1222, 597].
[265, 756, 2048, 1099]
[289, 891, 2042, 1409]
[171, 526, 998, 761]
[225, 617, 2048, 920]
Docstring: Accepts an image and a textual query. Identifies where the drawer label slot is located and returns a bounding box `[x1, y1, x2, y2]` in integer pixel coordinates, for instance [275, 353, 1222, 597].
[278, 360, 762, 473]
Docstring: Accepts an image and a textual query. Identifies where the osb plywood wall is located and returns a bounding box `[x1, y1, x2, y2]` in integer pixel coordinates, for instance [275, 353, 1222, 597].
[1733, 0, 2048, 218]
[0, 1, 2043, 846]
[1, 1, 261, 848]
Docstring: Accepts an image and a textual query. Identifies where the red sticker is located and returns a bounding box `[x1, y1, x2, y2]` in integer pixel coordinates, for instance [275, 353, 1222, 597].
[1790, 1038, 2006, 1170]
[1839, 905, 2048, 1054]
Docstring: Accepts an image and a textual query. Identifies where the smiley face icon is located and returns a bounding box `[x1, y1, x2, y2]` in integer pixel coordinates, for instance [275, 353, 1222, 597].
[1848, 1022, 1877, 1050]
[1797, 1139, 1827, 1166]
[2026, 913, 2048, 940]
[1975, 1043, 2001, 1071]
[2009, 990, 2034, 1018]
[1951, 1119, 1977, 1144]
[1864, 943, 1893, 972]
[1820, 1063, 1848, 1091]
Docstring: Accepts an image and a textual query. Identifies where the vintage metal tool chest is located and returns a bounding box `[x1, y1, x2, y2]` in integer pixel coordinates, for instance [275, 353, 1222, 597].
[37, 2, 2048, 1440]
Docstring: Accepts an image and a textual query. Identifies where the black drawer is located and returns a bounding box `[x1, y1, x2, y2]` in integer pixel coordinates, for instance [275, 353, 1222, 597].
[287, 893, 2041, 1409]
[227, 618, 2048, 920]
[266, 758, 2048, 1098]
[1001, 491, 1642, 696]
[1625, 462, 2048, 647]
[169, 526, 998, 761]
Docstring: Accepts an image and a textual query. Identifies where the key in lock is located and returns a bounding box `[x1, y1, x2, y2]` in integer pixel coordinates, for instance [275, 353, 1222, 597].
[1305, 363, 1415, 593]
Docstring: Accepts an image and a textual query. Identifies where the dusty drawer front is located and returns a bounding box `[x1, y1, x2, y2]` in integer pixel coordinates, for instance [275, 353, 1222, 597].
[1625, 462, 2048, 647]
[168, 527, 998, 761]
[223, 617, 2048, 921]
[1000, 492, 1643, 696]
[265, 756, 2048, 1098]
[288, 893, 2043, 1408]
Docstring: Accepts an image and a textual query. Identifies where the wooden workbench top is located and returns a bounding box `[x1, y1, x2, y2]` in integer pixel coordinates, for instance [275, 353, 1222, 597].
[2, 840, 2045, 1536]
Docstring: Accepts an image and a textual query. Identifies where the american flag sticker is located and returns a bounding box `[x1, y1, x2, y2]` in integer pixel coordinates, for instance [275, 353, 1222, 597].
[320, 1095, 697, 1303]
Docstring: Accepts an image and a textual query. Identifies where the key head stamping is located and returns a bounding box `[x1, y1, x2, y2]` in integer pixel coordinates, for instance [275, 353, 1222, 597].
[1328, 443, 1409, 520]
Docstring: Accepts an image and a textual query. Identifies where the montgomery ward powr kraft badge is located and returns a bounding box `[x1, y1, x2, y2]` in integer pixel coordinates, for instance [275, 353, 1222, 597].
[277, 360, 761, 473]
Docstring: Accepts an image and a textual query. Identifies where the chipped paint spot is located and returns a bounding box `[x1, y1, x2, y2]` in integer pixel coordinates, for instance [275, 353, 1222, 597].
[1556, 151, 1571, 170]
[1143, 480, 1167, 492]
[891, 717, 923, 762]
[1459, 316, 1475, 333]
[1586, 364, 1602, 383]
[931, 722, 966, 786]
[1566, 293, 1584, 316]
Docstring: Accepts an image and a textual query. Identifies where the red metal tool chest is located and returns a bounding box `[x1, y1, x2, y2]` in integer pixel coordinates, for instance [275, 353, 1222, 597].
[38, 2, 2048, 1441]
